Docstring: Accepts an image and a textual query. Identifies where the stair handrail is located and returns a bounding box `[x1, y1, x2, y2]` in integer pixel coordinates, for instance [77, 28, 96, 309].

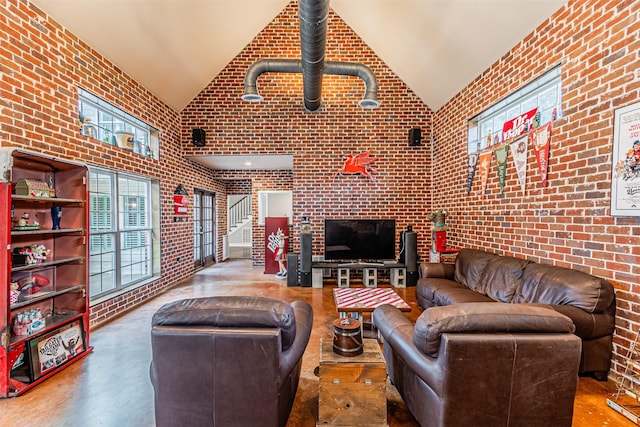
[229, 196, 251, 230]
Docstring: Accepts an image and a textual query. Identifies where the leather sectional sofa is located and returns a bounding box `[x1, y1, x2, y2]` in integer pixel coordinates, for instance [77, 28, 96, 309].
[373, 302, 582, 427]
[416, 248, 616, 380]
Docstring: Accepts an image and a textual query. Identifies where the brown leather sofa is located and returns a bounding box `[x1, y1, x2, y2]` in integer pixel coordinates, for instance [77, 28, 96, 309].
[150, 296, 313, 427]
[416, 248, 616, 380]
[373, 302, 582, 427]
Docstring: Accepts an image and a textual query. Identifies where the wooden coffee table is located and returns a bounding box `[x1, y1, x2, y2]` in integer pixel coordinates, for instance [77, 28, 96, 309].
[333, 287, 411, 318]
[333, 287, 411, 337]
[317, 338, 387, 426]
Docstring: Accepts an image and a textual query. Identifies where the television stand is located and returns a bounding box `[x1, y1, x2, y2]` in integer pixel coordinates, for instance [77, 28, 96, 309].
[311, 261, 406, 289]
[338, 261, 385, 268]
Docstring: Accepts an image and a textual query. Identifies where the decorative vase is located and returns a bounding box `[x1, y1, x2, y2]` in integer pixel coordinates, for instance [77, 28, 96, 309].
[51, 206, 62, 230]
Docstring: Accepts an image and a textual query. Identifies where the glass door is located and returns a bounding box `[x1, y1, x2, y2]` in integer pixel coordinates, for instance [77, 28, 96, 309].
[193, 189, 216, 268]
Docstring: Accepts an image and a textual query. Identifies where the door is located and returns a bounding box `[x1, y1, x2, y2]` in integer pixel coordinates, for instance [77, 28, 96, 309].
[193, 189, 216, 268]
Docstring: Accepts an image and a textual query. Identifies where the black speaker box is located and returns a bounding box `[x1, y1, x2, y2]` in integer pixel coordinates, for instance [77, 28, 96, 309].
[300, 271, 311, 288]
[404, 232, 417, 272]
[400, 231, 418, 272]
[407, 271, 418, 287]
[286, 253, 298, 287]
[300, 233, 312, 273]
[408, 128, 421, 146]
[192, 128, 206, 147]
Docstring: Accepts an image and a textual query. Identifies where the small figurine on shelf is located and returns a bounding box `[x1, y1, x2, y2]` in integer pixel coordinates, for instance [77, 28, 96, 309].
[427, 209, 449, 231]
[14, 244, 50, 264]
[18, 213, 28, 227]
[51, 206, 62, 230]
[30, 244, 50, 264]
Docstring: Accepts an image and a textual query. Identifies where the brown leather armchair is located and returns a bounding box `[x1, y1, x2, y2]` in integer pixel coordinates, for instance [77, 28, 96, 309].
[373, 302, 582, 427]
[150, 296, 313, 427]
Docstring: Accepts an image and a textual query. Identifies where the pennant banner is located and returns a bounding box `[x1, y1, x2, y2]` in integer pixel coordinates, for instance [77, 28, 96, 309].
[531, 122, 552, 187]
[493, 144, 509, 193]
[467, 153, 479, 195]
[478, 151, 493, 196]
[510, 135, 528, 195]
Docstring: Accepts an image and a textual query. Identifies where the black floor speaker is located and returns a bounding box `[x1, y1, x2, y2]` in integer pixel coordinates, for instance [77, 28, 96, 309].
[287, 253, 298, 287]
[300, 271, 311, 288]
[300, 233, 312, 273]
[402, 230, 418, 286]
[407, 271, 418, 287]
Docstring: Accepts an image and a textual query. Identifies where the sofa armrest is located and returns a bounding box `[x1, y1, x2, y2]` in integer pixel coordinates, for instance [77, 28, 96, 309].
[420, 262, 455, 279]
[280, 300, 313, 378]
[414, 303, 576, 357]
[373, 305, 444, 390]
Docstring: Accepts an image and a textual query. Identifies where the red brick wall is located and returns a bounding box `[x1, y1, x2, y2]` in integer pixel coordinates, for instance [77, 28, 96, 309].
[433, 0, 639, 380]
[181, 2, 435, 262]
[0, 0, 222, 326]
[3, 0, 638, 382]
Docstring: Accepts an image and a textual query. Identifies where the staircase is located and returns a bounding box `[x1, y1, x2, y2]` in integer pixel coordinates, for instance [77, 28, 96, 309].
[227, 196, 252, 259]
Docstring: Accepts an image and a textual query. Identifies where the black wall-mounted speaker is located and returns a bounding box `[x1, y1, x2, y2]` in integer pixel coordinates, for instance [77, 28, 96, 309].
[192, 128, 206, 147]
[408, 127, 421, 146]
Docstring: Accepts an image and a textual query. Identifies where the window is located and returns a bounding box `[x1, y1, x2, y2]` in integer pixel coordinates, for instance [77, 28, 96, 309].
[78, 88, 160, 159]
[89, 168, 160, 302]
[467, 65, 562, 154]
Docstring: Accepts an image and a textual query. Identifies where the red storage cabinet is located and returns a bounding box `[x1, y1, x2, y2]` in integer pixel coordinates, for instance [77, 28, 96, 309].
[0, 149, 92, 397]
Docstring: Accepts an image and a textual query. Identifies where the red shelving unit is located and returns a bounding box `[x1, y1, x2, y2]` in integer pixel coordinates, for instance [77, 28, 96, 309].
[0, 149, 92, 397]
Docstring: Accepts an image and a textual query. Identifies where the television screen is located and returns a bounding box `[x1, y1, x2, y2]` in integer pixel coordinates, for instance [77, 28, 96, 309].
[324, 219, 396, 261]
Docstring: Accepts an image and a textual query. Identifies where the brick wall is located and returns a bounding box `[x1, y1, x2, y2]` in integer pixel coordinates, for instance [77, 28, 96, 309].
[182, 2, 435, 262]
[3, 0, 638, 382]
[432, 0, 639, 380]
[0, 0, 221, 326]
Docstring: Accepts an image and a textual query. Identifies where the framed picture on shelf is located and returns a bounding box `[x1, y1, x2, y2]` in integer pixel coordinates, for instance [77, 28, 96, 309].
[28, 320, 86, 380]
[611, 101, 640, 216]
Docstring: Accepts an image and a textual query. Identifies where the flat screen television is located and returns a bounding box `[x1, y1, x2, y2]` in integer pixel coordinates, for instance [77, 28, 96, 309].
[324, 219, 396, 262]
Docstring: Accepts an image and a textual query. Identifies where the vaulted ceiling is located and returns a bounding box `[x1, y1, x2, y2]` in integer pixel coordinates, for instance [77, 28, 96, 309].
[32, 0, 567, 113]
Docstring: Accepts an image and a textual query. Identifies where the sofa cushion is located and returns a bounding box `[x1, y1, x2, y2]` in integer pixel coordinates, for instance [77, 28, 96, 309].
[454, 248, 496, 292]
[477, 256, 530, 302]
[152, 296, 297, 351]
[432, 287, 494, 306]
[514, 263, 614, 313]
[413, 303, 576, 357]
[417, 278, 467, 303]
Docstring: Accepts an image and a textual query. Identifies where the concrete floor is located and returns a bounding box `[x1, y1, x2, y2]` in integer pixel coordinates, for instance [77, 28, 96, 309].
[0, 259, 631, 426]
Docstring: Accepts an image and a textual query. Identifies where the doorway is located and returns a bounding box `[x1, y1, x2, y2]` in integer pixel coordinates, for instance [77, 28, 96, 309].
[194, 189, 216, 268]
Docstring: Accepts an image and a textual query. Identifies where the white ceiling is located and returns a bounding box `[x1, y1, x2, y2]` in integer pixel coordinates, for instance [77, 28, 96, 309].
[186, 154, 294, 171]
[31, 0, 567, 170]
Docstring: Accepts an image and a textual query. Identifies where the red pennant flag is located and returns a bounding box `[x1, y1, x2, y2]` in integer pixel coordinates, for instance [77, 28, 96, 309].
[531, 122, 552, 187]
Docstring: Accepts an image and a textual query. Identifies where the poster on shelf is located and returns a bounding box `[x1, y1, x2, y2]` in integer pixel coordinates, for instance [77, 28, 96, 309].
[611, 101, 640, 216]
[531, 122, 552, 187]
[510, 135, 529, 195]
[493, 144, 509, 193]
[29, 320, 86, 380]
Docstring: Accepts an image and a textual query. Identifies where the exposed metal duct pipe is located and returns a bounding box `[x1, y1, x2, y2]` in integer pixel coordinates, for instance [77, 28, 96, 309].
[241, 59, 302, 102]
[323, 61, 380, 109]
[241, 0, 380, 110]
[299, 0, 329, 111]
[242, 59, 380, 109]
